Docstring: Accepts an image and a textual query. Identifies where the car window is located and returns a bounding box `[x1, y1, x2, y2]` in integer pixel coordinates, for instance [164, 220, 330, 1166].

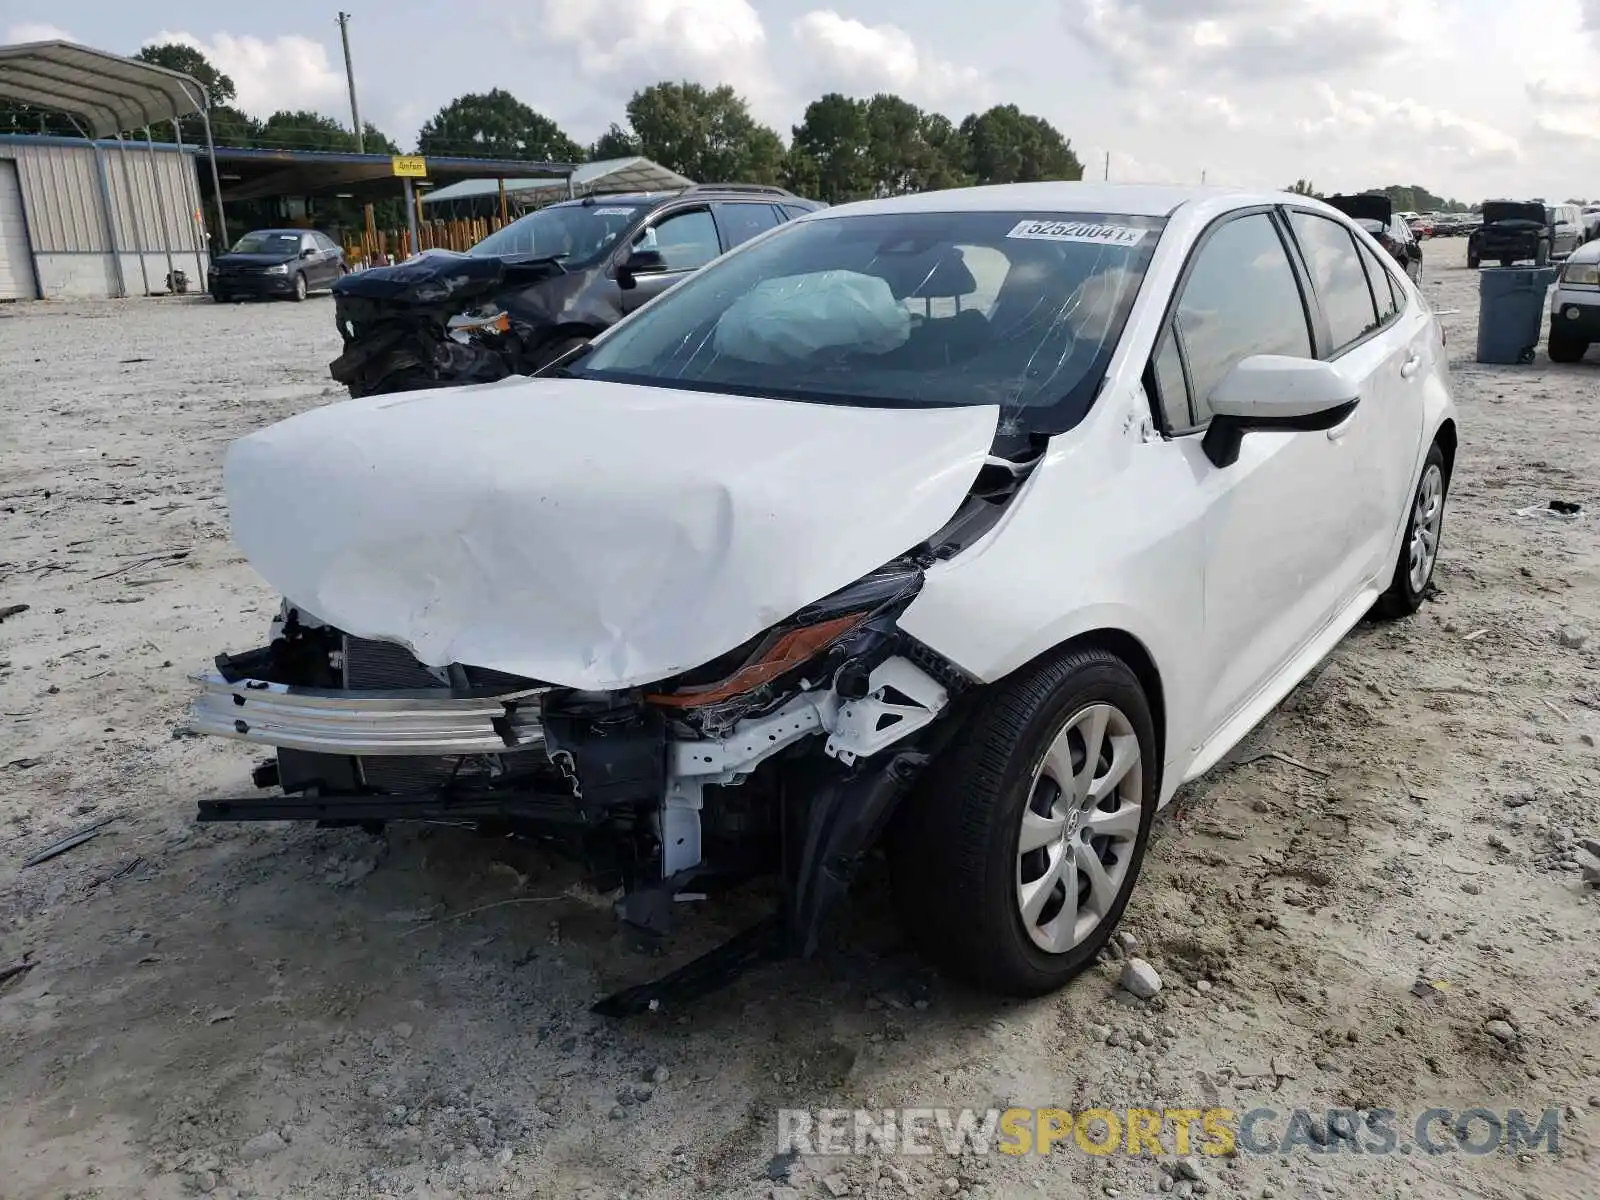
[633, 208, 721, 271]
[1289, 212, 1381, 354]
[1355, 238, 1400, 322]
[1149, 326, 1190, 430]
[317, 233, 339, 253]
[782, 204, 812, 221]
[1173, 212, 1313, 425]
[576, 209, 1166, 434]
[712, 202, 781, 250]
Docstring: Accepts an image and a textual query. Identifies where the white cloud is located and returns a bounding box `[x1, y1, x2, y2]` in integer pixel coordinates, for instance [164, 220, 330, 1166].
[5, 23, 76, 44]
[1294, 85, 1519, 164]
[534, 0, 771, 104]
[790, 10, 988, 107]
[144, 31, 346, 118]
[1067, 0, 1450, 84]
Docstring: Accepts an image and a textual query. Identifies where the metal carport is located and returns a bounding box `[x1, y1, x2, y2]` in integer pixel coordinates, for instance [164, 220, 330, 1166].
[0, 39, 225, 297]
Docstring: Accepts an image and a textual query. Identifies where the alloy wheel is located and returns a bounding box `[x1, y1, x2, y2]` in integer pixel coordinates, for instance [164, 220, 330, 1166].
[1015, 702, 1143, 954]
[1408, 463, 1444, 594]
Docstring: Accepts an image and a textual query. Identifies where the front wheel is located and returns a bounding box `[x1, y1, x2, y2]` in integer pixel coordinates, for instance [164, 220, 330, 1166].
[291, 273, 308, 301]
[1375, 443, 1447, 619]
[889, 647, 1158, 996]
[1536, 242, 1551, 267]
[1549, 333, 1589, 363]
[1467, 248, 1480, 269]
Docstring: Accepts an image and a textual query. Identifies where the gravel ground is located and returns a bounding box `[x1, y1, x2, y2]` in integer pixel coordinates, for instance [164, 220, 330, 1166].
[1, 240, 1598, 1200]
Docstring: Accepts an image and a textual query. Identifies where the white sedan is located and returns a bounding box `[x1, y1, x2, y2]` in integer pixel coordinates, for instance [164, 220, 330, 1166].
[191, 183, 1456, 1003]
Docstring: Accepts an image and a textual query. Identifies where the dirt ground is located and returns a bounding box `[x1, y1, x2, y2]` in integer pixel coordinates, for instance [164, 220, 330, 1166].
[2, 239, 1598, 1200]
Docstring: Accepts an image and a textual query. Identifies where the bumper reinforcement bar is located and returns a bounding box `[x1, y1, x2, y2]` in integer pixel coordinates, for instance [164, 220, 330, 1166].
[185, 670, 545, 756]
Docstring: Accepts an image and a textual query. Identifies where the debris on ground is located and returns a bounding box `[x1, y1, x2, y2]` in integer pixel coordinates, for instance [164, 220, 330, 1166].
[1120, 957, 1163, 999]
[19, 816, 117, 868]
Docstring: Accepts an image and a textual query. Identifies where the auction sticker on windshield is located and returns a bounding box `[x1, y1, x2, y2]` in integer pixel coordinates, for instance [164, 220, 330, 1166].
[1006, 220, 1147, 247]
[593, 208, 636, 217]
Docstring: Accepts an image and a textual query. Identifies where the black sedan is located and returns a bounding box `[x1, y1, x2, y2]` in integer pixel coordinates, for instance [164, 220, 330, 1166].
[210, 229, 347, 302]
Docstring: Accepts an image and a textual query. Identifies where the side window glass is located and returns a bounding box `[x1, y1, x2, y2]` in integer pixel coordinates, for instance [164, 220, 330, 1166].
[634, 209, 720, 271]
[782, 204, 811, 220]
[1289, 212, 1381, 353]
[1175, 212, 1313, 424]
[1356, 238, 1399, 322]
[1151, 326, 1191, 430]
[711, 201, 781, 249]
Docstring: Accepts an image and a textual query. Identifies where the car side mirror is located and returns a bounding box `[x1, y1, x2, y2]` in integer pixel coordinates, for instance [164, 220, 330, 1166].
[616, 247, 667, 290]
[301, 247, 318, 259]
[1201, 355, 1360, 469]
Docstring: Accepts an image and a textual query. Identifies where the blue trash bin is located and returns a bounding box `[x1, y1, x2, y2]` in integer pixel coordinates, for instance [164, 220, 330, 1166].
[1477, 266, 1557, 365]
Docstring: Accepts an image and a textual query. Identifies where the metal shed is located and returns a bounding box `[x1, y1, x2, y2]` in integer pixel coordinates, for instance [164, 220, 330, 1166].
[0, 134, 207, 299]
[0, 40, 223, 300]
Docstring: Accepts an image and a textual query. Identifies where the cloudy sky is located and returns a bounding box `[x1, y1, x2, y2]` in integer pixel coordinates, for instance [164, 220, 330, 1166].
[5, 0, 1599, 202]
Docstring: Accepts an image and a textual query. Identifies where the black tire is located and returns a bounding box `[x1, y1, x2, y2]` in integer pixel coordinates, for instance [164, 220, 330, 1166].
[1535, 241, 1551, 267]
[1375, 442, 1447, 620]
[1549, 333, 1589, 363]
[212, 292, 228, 303]
[291, 272, 308, 301]
[1499, 258, 1513, 268]
[888, 646, 1159, 996]
[1467, 248, 1479, 269]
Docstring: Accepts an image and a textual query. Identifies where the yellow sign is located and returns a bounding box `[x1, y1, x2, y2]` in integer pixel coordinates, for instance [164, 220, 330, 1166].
[391, 155, 427, 178]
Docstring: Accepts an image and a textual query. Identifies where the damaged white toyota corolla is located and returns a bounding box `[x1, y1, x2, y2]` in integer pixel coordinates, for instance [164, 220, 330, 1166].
[188, 183, 1456, 1010]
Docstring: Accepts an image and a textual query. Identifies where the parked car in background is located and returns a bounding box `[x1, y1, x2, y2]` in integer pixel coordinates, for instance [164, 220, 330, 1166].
[1547, 204, 1585, 258]
[1326, 193, 1423, 282]
[1468, 201, 1557, 268]
[1549, 238, 1600, 362]
[328, 184, 826, 398]
[1408, 215, 1434, 239]
[190, 183, 1456, 1004]
[210, 229, 346, 302]
[1582, 205, 1600, 243]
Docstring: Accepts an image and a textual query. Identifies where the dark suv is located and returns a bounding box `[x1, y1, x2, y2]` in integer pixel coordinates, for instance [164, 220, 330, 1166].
[330, 184, 824, 397]
[1467, 201, 1558, 269]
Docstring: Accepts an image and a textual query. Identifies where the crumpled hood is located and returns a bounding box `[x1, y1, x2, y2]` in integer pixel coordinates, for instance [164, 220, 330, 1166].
[224, 376, 998, 689]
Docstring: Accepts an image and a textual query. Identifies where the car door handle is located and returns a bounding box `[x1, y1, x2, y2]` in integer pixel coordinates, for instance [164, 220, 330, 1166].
[1400, 352, 1422, 379]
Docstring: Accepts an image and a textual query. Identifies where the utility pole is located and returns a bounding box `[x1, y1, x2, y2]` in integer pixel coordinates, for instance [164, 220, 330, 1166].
[1103, 151, 1109, 182]
[337, 11, 364, 152]
[1201, 169, 1208, 186]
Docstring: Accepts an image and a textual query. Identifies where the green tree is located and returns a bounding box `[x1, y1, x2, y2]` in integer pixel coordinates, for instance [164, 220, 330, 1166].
[417, 90, 581, 161]
[789, 93, 872, 203]
[864, 95, 969, 196]
[0, 103, 80, 137]
[625, 81, 785, 183]
[256, 110, 362, 152]
[134, 42, 259, 147]
[590, 123, 641, 160]
[959, 104, 1082, 185]
[136, 43, 236, 105]
[1287, 179, 1319, 196]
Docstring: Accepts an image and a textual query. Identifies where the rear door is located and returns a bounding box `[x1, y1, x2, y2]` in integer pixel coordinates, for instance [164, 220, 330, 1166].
[1146, 208, 1359, 740]
[1285, 208, 1424, 585]
[710, 201, 782, 250]
[618, 206, 721, 313]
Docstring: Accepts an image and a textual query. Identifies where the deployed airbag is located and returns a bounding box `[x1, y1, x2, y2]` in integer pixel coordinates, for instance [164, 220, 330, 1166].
[224, 376, 998, 690]
[712, 270, 911, 364]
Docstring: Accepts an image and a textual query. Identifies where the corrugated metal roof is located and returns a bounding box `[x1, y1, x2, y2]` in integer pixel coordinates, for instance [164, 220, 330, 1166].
[421, 157, 693, 206]
[0, 40, 205, 137]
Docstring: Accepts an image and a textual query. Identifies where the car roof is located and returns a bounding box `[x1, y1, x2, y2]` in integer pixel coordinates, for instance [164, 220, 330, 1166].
[807, 182, 1345, 221]
[542, 188, 820, 211]
[242, 228, 310, 236]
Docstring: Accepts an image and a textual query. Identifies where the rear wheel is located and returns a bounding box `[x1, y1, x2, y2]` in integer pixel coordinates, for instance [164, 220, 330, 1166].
[1467, 247, 1480, 269]
[1549, 333, 1589, 363]
[889, 646, 1158, 996]
[1376, 443, 1447, 619]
